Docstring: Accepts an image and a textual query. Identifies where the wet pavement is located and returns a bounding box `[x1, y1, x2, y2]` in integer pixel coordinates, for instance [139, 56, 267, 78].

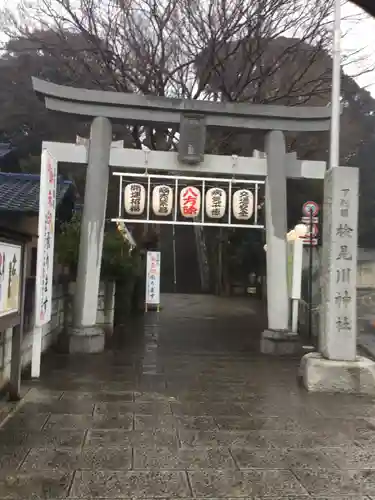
[2, 294, 375, 498]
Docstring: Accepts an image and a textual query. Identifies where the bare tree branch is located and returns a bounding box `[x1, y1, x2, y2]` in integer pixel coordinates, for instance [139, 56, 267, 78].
[0, 0, 373, 159]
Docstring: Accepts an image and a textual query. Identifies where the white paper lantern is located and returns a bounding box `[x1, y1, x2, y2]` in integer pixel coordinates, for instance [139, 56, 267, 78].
[124, 183, 146, 215]
[232, 189, 254, 220]
[206, 187, 226, 219]
[152, 185, 173, 216]
[180, 186, 201, 218]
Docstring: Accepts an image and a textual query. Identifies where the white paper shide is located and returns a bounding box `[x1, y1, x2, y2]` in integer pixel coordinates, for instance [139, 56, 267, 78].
[35, 150, 57, 327]
[232, 189, 254, 220]
[124, 183, 146, 215]
[145, 251, 161, 306]
[152, 185, 173, 216]
[206, 188, 226, 219]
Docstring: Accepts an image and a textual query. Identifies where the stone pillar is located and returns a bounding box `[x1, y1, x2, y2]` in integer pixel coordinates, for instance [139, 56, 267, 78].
[69, 117, 112, 353]
[300, 166, 375, 393]
[321, 166, 358, 361]
[260, 131, 297, 354]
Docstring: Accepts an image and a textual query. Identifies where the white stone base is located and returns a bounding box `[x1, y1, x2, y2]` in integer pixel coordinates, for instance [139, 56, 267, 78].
[299, 352, 375, 394]
[68, 326, 105, 354]
[261, 329, 301, 355]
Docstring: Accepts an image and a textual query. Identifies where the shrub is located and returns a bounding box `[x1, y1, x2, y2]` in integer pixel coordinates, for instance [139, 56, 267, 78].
[56, 214, 139, 282]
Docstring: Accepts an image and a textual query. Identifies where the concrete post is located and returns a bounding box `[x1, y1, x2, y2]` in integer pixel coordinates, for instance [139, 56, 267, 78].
[260, 131, 297, 354]
[69, 117, 112, 353]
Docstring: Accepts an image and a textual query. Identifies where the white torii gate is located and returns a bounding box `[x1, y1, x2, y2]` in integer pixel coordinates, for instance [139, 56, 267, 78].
[31, 78, 333, 359]
[31, 78, 375, 396]
[31, 137, 326, 377]
[31, 79, 375, 395]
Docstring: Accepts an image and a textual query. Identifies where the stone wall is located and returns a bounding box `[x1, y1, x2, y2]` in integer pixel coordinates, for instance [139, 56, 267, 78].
[0, 281, 115, 391]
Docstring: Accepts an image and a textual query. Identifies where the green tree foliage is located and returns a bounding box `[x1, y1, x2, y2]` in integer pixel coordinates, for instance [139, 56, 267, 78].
[56, 214, 140, 281]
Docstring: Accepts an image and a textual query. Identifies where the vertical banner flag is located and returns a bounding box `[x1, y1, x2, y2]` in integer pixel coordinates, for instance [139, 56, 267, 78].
[145, 251, 161, 308]
[35, 149, 57, 327]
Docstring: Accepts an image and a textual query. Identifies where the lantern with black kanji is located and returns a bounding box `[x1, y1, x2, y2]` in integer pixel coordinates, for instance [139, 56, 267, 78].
[124, 183, 146, 215]
[206, 187, 226, 219]
[152, 185, 173, 216]
[232, 189, 254, 220]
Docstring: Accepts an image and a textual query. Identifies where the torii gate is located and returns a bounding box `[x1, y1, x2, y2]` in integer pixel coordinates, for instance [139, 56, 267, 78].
[27, 77, 375, 397]
[31, 77, 329, 358]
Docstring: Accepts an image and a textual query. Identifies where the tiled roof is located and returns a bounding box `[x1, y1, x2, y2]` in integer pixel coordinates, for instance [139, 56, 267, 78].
[0, 144, 16, 159]
[0, 173, 72, 213]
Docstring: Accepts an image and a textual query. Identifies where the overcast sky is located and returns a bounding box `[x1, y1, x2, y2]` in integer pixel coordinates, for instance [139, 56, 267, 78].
[0, 0, 375, 96]
[342, 2, 375, 95]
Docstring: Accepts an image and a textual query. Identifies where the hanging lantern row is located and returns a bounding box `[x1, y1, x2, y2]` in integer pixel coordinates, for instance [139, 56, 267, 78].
[124, 184, 254, 220]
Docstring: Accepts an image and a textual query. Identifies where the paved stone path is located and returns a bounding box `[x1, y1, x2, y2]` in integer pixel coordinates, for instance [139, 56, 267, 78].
[2, 294, 375, 498]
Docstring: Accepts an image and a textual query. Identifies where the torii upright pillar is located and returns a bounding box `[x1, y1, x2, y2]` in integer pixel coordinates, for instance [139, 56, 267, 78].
[69, 116, 112, 353]
[260, 131, 296, 354]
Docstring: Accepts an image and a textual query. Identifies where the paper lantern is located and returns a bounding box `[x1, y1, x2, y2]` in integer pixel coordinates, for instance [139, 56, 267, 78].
[124, 183, 146, 215]
[152, 185, 173, 216]
[232, 189, 254, 220]
[180, 186, 201, 218]
[206, 187, 226, 219]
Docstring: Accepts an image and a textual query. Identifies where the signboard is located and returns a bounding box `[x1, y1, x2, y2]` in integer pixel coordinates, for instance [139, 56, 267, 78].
[303, 238, 318, 246]
[301, 202, 319, 246]
[301, 216, 319, 224]
[302, 201, 319, 217]
[145, 251, 161, 308]
[0, 242, 22, 318]
[35, 150, 57, 327]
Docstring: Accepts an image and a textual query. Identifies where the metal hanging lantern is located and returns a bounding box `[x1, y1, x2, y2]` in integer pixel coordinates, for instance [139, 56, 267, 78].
[124, 183, 146, 215]
[232, 189, 254, 220]
[178, 114, 206, 165]
[152, 185, 173, 216]
[206, 187, 226, 219]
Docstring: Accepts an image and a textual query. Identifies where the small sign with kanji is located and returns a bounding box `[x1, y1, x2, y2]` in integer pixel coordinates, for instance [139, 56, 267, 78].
[145, 251, 161, 309]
